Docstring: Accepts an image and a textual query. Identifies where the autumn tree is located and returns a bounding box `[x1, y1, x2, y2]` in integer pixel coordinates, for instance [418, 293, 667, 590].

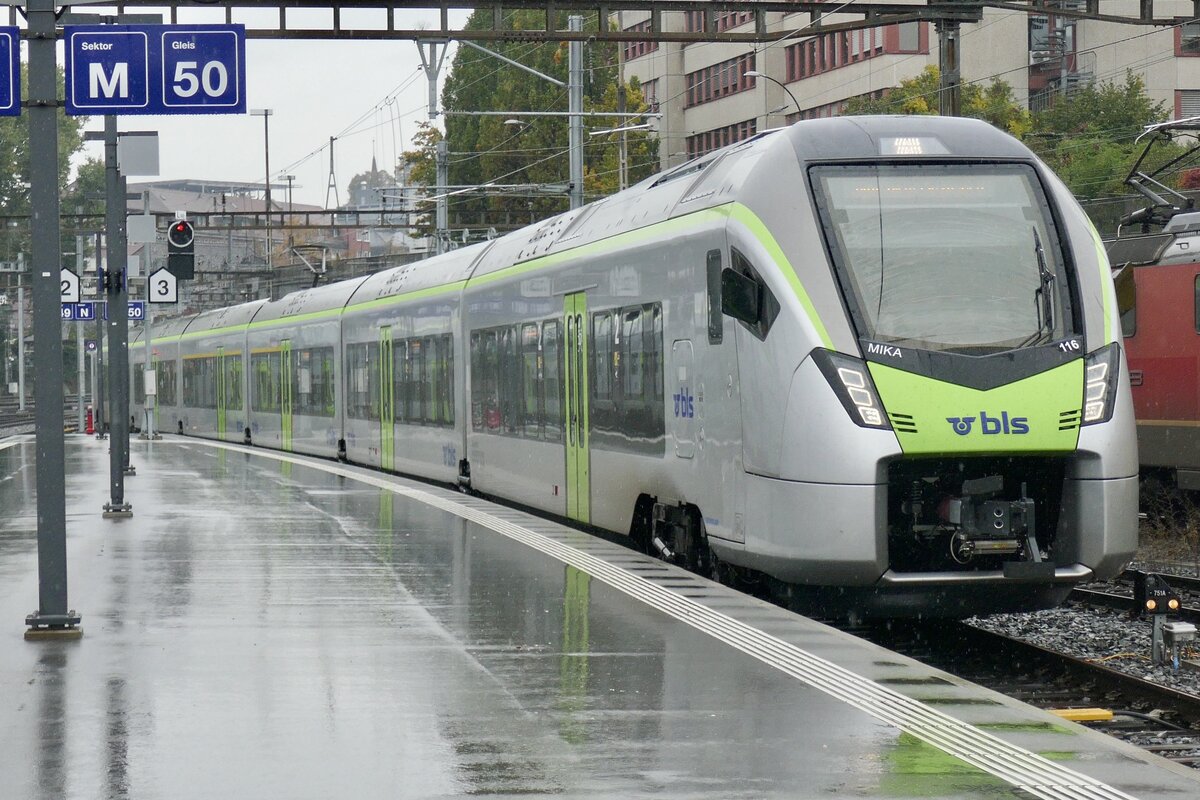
[844, 65, 1031, 137]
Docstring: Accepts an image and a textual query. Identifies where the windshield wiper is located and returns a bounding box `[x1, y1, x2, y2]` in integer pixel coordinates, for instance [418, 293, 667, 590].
[1018, 228, 1056, 348]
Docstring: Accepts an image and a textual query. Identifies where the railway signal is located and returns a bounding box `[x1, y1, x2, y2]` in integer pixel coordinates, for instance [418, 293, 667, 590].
[167, 219, 194, 280]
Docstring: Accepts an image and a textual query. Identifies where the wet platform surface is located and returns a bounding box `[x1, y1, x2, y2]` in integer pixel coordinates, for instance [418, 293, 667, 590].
[2, 434, 1200, 799]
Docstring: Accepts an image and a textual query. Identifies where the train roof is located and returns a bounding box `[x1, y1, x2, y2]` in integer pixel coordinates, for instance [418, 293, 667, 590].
[785, 115, 1036, 162]
[346, 240, 492, 307]
[183, 299, 269, 334]
[251, 279, 363, 324]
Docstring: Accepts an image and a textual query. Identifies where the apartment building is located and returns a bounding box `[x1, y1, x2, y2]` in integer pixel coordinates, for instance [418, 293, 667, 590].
[616, 2, 1200, 170]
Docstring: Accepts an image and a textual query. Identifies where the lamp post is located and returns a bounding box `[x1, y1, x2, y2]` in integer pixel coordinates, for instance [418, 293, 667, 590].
[251, 108, 273, 267]
[745, 71, 801, 122]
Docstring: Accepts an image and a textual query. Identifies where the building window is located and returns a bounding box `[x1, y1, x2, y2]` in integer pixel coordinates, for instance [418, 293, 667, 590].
[686, 119, 758, 159]
[1179, 23, 1200, 56]
[685, 53, 756, 108]
[1178, 89, 1200, 118]
[623, 20, 658, 61]
[641, 78, 658, 111]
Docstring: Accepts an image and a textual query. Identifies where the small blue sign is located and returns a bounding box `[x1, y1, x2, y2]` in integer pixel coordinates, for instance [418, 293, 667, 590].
[61, 302, 97, 322]
[0, 28, 19, 116]
[85, 339, 98, 353]
[64, 24, 246, 116]
[99, 301, 145, 321]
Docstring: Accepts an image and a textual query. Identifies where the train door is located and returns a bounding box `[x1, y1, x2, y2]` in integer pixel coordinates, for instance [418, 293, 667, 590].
[281, 340, 294, 451]
[380, 327, 395, 471]
[216, 346, 227, 438]
[564, 292, 591, 523]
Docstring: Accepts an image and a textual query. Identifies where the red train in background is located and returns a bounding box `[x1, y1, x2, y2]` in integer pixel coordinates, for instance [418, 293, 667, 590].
[1108, 118, 1200, 488]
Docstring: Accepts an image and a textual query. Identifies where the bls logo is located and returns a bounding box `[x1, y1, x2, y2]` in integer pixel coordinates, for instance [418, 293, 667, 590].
[945, 411, 1030, 436]
[673, 387, 695, 418]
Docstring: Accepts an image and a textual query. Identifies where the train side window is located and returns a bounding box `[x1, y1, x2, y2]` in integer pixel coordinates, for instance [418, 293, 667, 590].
[706, 249, 723, 344]
[225, 354, 243, 411]
[543, 321, 562, 442]
[521, 323, 541, 437]
[344, 343, 378, 421]
[730, 248, 779, 340]
[443, 334, 455, 427]
[1195, 274, 1200, 334]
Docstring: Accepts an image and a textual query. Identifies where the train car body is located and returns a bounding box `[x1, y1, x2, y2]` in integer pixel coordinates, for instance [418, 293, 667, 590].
[131, 117, 1137, 617]
[1109, 217, 1200, 487]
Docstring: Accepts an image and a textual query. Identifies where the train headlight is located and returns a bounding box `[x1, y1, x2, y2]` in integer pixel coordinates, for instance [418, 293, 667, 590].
[1081, 343, 1120, 425]
[811, 349, 891, 430]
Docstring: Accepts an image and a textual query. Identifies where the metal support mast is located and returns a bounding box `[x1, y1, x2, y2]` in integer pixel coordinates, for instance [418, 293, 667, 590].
[568, 16, 584, 210]
[103, 116, 133, 517]
[937, 20, 962, 117]
[25, 0, 80, 636]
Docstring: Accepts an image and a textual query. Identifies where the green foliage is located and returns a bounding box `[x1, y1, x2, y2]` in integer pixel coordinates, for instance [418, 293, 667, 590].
[405, 10, 657, 236]
[1026, 73, 1174, 206]
[844, 66, 1030, 137]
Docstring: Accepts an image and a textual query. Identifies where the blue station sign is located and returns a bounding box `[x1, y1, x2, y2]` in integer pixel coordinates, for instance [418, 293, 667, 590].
[0, 27, 19, 117]
[63, 24, 246, 116]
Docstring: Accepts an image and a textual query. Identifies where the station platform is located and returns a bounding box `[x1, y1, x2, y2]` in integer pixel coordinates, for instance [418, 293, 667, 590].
[2, 433, 1199, 799]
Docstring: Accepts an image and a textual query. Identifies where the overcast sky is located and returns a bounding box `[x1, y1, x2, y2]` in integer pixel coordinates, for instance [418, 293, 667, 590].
[71, 9, 471, 209]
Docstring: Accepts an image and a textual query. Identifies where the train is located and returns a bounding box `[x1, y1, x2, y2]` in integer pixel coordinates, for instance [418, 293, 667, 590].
[127, 116, 1138, 617]
[1104, 118, 1200, 490]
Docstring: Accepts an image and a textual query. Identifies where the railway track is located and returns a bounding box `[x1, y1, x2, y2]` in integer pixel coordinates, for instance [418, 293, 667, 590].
[859, 619, 1200, 768]
[0, 401, 87, 436]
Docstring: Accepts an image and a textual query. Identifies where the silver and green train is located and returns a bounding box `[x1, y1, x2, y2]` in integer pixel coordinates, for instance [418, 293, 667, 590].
[130, 116, 1137, 617]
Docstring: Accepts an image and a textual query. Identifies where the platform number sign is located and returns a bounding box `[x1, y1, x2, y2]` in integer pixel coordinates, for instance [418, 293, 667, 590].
[149, 268, 178, 304]
[60, 268, 80, 303]
[63, 24, 246, 116]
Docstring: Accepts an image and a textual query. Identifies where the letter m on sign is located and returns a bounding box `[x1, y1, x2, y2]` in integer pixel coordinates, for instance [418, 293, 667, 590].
[90, 62, 128, 98]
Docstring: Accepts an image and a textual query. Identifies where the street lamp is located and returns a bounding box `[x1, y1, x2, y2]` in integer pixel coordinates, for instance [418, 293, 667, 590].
[745, 70, 801, 120]
[250, 108, 273, 267]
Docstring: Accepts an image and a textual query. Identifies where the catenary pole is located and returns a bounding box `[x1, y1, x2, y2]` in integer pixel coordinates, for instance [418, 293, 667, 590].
[25, 0, 81, 636]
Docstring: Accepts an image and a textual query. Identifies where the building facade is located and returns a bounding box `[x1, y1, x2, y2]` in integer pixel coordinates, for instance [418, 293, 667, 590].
[616, 2, 1200, 169]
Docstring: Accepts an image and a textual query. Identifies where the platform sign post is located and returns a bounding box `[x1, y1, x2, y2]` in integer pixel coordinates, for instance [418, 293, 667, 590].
[25, 0, 81, 638]
[103, 115, 135, 518]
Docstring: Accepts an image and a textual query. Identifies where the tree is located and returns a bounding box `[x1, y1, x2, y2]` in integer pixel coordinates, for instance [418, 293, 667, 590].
[404, 9, 658, 239]
[1027, 73, 1176, 205]
[844, 66, 1031, 137]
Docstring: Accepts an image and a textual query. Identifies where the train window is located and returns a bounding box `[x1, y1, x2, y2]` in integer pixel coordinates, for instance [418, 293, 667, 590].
[294, 347, 333, 417]
[730, 248, 779, 340]
[1195, 275, 1200, 334]
[471, 330, 500, 431]
[441, 335, 455, 427]
[157, 360, 177, 406]
[707, 249, 723, 344]
[183, 356, 218, 409]
[811, 163, 1072, 353]
[344, 343, 379, 420]
[251, 352, 282, 413]
[543, 321, 562, 442]
[224, 353, 243, 411]
[588, 302, 665, 453]
[520, 324, 540, 437]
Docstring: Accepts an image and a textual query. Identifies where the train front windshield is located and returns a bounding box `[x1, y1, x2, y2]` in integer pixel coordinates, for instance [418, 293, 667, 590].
[812, 163, 1070, 354]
